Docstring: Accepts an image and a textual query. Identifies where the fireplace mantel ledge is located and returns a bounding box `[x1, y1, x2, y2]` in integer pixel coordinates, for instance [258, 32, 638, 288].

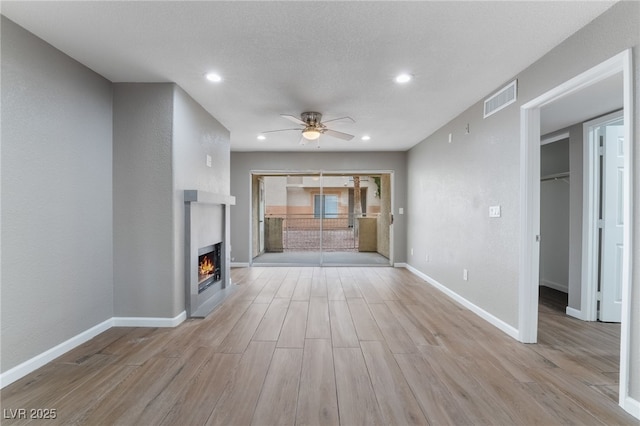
[184, 190, 236, 206]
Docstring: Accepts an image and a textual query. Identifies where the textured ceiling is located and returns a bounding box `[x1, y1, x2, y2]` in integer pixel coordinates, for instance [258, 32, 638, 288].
[1, 1, 617, 151]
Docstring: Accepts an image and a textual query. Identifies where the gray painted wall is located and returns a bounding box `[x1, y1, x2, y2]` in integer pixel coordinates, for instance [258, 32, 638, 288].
[1, 17, 114, 372]
[113, 83, 175, 318]
[406, 1, 640, 399]
[172, 86, 231, 315]
[541, 139, 570, 177]
[540, 140, 570, 292]
[113, 84, 231, 318]
[540, 180, 570, 292]
[230, 152, 407, 264]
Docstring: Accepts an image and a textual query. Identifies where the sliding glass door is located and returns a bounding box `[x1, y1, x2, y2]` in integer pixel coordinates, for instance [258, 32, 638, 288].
[251, 171, 391, 266]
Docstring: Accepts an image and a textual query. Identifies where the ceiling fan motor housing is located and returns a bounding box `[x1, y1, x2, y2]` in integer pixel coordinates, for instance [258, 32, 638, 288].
[301, 111, 323, 126]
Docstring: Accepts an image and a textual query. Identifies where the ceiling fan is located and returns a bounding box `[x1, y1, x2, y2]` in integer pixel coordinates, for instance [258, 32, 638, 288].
[261, 112, 355, 144]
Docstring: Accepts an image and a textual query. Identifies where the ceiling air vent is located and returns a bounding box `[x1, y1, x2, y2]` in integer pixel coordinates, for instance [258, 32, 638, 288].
[484, 80, 517, 118]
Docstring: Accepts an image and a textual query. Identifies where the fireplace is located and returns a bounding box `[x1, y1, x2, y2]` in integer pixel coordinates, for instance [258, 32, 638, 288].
[198, 243, 221, 293]
[185, 190, 236, 318]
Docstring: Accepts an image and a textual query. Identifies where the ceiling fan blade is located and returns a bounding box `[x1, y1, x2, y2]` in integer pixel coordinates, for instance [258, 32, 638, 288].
[281, 114, 306, 125]
[261, 128, 302, 134]
[321, 116, 355, 124]
[323, 128, 354, 141]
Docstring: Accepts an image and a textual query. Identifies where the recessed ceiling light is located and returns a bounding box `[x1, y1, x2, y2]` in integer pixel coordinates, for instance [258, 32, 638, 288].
[205, 72, 222, 83]
[394, 73, 413, 84]
[257, 135, 266, 140]
[361, 135, 371, 141]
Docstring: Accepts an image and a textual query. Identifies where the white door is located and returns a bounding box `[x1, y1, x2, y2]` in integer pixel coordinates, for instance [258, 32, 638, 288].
[599, 118, 624, 322]
[259, 178, 265, 253]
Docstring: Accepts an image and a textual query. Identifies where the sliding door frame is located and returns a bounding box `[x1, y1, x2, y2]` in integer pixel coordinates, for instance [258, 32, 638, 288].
[248, 169, 394, 266]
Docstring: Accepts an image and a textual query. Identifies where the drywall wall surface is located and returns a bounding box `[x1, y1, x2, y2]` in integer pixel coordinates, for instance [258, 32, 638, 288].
[541, 139, 570, 176]
[407, 103, 521, 326]
[1, 17, 114, 372]
[540, 140, 570, 292]
[407, 0, 640, 401]
[540, 181, 570, 292]
[172, 86, 230, 315]
[113, 83, 175, 318]
[230, 151, 407, 263]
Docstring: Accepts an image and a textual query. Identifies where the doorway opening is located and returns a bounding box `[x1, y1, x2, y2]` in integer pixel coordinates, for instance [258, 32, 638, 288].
[539, 135, 571, 313]
[250, 171, 393, 266]
[520, 50, 633, 411]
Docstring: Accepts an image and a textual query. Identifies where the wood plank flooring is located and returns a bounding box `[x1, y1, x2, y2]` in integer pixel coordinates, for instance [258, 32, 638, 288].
[1, 267, 636, 425]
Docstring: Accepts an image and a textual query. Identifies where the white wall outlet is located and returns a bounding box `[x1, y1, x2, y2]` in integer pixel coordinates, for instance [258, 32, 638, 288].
[489, 205, 501, 218]
[410, 248, 414, 256]
[448, 133, 452, 143]
[425, 254, 429, 262]
[463, 269, 468, 281]
[399, 207, 404, 214]
[206, 154, 212, 167]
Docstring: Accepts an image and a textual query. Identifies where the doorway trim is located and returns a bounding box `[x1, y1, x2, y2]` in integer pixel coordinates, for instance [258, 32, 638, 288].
[519, 49, 633, 410]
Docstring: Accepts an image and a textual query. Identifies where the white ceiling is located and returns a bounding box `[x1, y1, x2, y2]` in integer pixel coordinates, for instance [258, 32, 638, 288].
[1, 1, 618, 152]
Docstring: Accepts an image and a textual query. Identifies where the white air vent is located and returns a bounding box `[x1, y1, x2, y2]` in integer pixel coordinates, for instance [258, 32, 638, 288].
[484, 80, 517, 118]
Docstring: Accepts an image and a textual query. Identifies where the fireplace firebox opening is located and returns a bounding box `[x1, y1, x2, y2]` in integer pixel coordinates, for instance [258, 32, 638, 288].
[198, 243, 221, 293]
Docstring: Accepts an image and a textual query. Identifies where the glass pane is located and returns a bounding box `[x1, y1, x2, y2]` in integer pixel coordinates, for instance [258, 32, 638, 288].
[314, 194, 322, 218]
[324, 195, 338, 218]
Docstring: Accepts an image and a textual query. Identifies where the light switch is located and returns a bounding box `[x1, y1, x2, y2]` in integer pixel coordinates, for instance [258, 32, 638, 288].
[399, 207, 404, 214]
[206, 155, 212, 167]
[489, 205, 501, 218]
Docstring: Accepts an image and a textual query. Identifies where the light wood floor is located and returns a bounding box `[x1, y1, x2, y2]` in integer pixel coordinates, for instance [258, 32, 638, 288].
[2, 267, 636, 425]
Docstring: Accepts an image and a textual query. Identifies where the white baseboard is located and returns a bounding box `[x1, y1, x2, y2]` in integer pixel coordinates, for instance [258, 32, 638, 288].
[0, 311, 187, 389]
[231, 262, 250, 268]
[404, 264, 519, 340]
[0, 318, 113, 388]
[112, 311, 186, 328]
[393, 262, 407, 268]
[565, 306, 585, 320]
[540, 280, 568, 293]
[623, 395, 640, 420]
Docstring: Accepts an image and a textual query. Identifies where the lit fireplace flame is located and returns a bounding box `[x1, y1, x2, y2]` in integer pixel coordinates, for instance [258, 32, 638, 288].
[199, 256, 215, 276]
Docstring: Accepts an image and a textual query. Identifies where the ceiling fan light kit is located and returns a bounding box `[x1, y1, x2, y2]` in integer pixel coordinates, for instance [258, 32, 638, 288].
[262, 111, 355, 146]
[302, 128, 321, 140]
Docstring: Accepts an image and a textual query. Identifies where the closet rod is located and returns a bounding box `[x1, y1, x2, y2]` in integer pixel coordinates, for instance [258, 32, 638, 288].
[541, 172, 570, 182]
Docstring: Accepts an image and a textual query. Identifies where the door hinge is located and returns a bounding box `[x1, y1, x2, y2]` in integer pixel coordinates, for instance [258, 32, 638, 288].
[596, 291, 602, 301]
[598, 219, 604, 228]
[598, 146, 604, 156]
